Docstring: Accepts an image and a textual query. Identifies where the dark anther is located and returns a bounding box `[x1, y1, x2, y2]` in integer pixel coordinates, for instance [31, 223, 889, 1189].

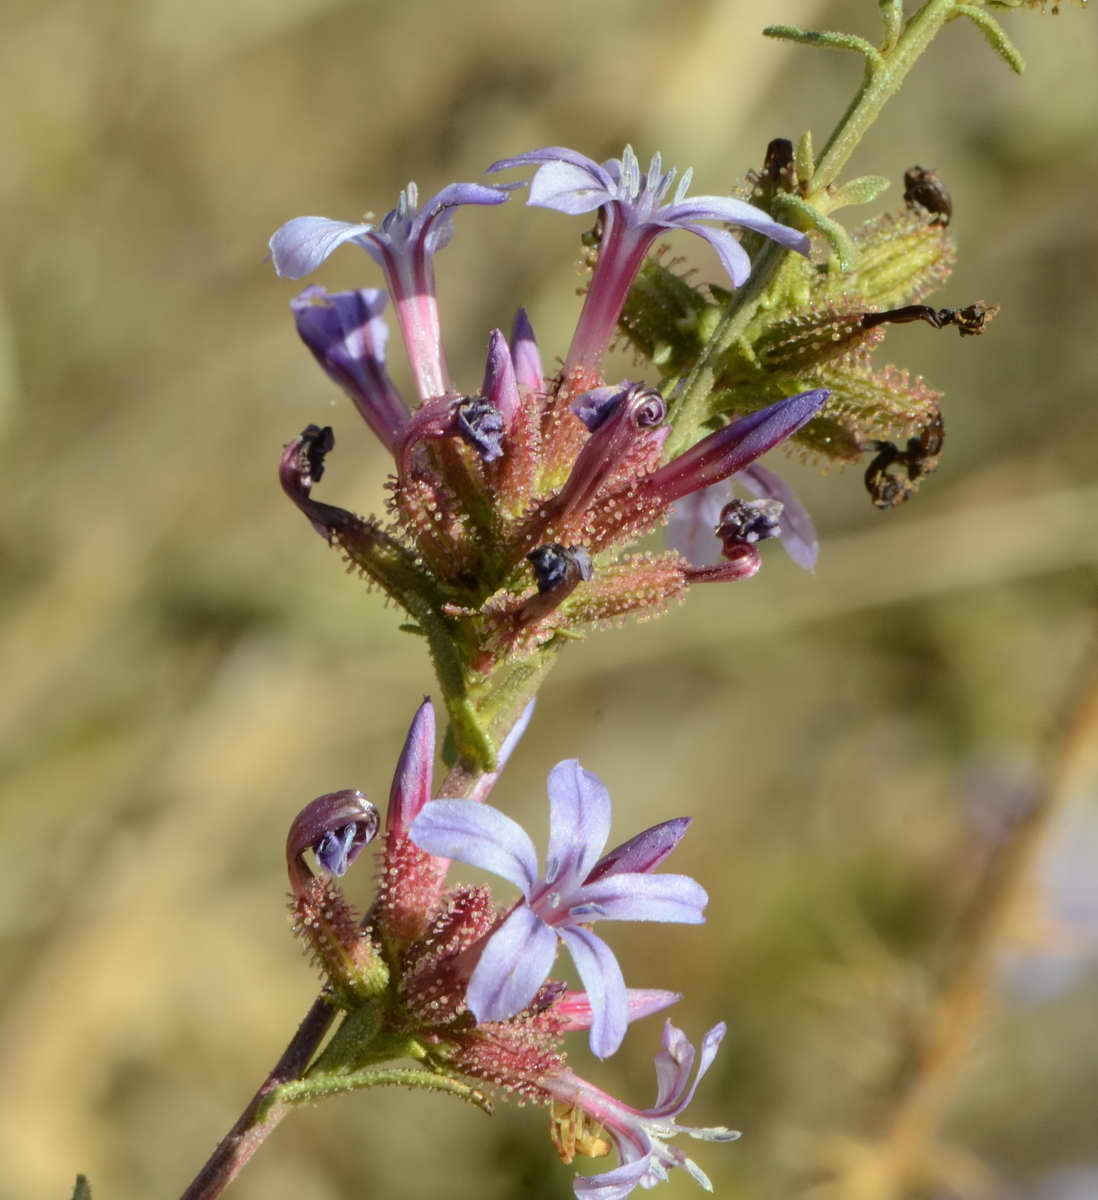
[764, 138, 797, 191]
[301, 424, 335, 483]
[527, 543, 593, 594]
[716, 498, 783, 553]
[860, 302, 999, 337]
[903, 166, 952, 225]
[863, 410, 945, 509]
[455, 396, 505, 462]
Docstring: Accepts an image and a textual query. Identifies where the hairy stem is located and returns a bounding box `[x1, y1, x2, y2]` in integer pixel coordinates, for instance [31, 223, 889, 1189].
[670, 0, 964, 453]
[178, 996, 337, 1200]
[176, 750, 495, 1200]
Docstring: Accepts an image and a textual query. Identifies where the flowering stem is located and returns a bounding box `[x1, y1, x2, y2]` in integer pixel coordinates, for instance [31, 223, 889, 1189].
[811, 0, 966, 193]
[176, 754, 496, 1200]
[178, 996, 337, 1200]
[668, 0, 972, 456]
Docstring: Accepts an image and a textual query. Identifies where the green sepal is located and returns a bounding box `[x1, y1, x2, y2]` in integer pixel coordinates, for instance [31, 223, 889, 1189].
[822, 210, 956, 310]
[951, 6, 1025, 74]
[828, 175, 892, 210]
[795, 131, 815, 192]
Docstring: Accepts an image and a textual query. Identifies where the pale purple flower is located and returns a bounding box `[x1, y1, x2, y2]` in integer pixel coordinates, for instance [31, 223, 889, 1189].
[544, 1019, 740, 1198]
[667, 462, 819, 572]
[487, 145, 811, 379]
[290, 286, 408, 453]
[270, 181, 513, 403]
[408, 761, 706, 1058]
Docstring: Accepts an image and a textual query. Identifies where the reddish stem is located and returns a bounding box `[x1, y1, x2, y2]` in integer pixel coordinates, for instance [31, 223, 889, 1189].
[178, 996, 336, 1200]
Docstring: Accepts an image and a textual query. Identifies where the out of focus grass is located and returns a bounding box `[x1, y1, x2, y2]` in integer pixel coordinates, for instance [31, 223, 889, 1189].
[1, 2, 1096, 1198]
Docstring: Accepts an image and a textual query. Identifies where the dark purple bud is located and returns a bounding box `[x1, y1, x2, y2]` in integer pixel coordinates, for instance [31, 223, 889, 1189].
[509, 307, 543, 393]
[455, 396, 505, 462]
[286, 789, 380, 897]
[481, 328, 519, 429]
[642, 389, 828, 506]
[716, 497, 783, 551]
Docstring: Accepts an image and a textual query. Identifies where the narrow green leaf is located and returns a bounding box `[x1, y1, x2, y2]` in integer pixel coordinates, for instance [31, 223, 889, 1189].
[952, 6, 1025, 74]
[71, 1178, 92, 1200]
[763, 25, 884, 72]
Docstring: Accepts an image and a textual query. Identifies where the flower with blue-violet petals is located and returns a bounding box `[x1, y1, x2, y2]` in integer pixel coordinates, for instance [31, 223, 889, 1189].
[544, 1019, 739, 1198]
[408, 759, 706, 1058]
[487, 145, 811, 381]
[290, 286, 409, 454]
[270, 181, 514, 403]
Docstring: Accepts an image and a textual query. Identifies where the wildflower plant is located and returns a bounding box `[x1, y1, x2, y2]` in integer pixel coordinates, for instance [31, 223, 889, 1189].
[168, 4, 1087, 1199]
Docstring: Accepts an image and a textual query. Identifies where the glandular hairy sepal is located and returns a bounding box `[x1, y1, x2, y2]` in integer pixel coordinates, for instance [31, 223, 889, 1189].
[829, 209, 956, 309]
[290, 877, 390, 1005]
[742, 301, 886, 377]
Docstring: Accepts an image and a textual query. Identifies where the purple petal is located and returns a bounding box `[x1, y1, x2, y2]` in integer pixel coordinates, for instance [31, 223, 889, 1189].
[737, 463, 818, 571]
[572, 385, 627, 432]
[414, 181, 514, 254]
[667, 1022, 724, 1113]
[569, 873, 708, 925]
[509, 307, 543, 393]
[466, 905, 558, 1022]
[488, 146, 615, 192]
[651, 1020, 696, 1113]
[496, 699, 535, 774]
[586, 818, 692, 882]
[660, 195, 811, 255]
[409, 800, 538, 895]
[573, 1157, 653, 1200]
[481, 328, 519, 429]
[555, 988, 681, 1032]
[526, 160, 614, 214]
[559, 927, 629, 1058]
[665, 482, 731, 567]
[386, 699, 435, 838]
[544, 760, 613, 891]
[269, 216, 373, 279]
[672, 223, 752, 289]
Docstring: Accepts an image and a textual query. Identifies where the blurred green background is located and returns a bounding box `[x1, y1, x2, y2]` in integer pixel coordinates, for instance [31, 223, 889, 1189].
[2, 1, 1096, 1198]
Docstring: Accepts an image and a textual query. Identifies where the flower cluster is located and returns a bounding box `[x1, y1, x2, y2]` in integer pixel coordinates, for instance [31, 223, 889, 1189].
[285, 701, 734, 1198]
[270, 145, 832, 763]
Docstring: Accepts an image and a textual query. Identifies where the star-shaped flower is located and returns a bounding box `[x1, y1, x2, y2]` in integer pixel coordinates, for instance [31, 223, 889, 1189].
[409, 760, 706, 1057]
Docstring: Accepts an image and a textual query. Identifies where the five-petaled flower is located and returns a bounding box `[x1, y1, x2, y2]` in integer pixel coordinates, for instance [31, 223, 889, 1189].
[409, 759, 707, 1058]
[545, 1019, 739, 1198]
[270, 180, 513, 402]
[488, 145, 811, 381]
